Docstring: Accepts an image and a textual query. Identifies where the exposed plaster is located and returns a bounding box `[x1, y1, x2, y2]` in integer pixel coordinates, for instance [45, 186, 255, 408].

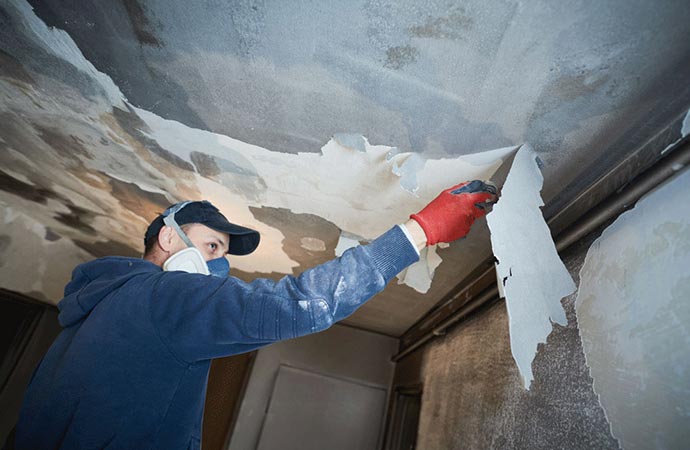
[486, 145, 576, 389]
[133, 107, 515, 291]
[575, 168, 690, 450]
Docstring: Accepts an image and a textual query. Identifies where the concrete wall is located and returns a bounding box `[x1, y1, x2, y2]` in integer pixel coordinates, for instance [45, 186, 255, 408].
[393, 229, 620, 449]
[228, 324, 398, 450]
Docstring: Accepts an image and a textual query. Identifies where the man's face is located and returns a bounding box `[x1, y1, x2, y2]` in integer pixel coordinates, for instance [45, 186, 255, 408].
[170, 223, 230, 261]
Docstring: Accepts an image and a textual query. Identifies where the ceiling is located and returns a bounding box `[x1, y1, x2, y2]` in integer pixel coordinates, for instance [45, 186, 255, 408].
[1, 0, 689, 336]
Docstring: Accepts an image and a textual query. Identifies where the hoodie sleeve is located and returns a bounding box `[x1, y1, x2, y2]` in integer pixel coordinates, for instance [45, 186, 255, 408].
[149, 226, 419, 362]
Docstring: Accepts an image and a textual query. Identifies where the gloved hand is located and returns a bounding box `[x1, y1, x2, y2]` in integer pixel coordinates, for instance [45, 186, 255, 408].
[410, 180, 497, 245]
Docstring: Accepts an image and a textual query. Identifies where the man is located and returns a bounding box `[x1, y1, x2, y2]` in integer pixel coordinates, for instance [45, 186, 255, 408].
[16, 181, 496, 449]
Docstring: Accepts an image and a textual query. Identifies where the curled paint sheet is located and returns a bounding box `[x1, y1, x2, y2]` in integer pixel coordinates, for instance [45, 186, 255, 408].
[486, 145, 576, 389]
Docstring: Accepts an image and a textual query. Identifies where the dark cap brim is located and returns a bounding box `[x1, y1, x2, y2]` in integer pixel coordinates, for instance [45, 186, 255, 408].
[205, 218, 260, 256]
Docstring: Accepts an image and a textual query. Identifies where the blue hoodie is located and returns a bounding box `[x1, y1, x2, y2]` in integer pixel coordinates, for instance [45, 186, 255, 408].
[16, 226, 418, 449]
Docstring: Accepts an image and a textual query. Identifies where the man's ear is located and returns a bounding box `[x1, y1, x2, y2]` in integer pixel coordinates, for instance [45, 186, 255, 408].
[157, 225, 176, 253]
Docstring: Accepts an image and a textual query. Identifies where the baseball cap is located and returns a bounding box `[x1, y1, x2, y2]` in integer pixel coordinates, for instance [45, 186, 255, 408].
[144, 200, 260, 255]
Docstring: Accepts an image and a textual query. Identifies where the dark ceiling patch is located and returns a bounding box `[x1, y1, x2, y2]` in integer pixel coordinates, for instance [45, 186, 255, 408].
[122, 0, 162, 47]
[190, 151, 266, 202]
[73, 238, 141, 258]
[409, 10, 473, 40]
[191, 151, 259, 177]
[549, 71, 610, 102]
[0, 235, 11, 256]
[384, 45, 419, 70]
[0, 169, 58, 204]
[0, 49, 34, 84]
[249, 206, 341, 273]
[44, 228, 61, 242]
[26, 290, 49, 302]
[35, 125, 93, 162]
[107, 174, 173, 222]
[190, 152, 221, 178]
[54, 205, 97, 236]
[112, 106, 195, 172]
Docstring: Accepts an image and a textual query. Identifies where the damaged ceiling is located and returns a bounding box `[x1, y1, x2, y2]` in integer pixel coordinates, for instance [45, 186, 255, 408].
[1, 0, 689, 336]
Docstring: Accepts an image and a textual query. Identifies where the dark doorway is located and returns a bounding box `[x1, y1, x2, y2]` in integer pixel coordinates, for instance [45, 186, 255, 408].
[384, 384, 422, 450]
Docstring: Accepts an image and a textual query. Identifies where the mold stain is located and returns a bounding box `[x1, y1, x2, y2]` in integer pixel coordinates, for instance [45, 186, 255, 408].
[122, 0, 162, 47]
[36, 125, 93, 162]
[550, 71, 610, 101]
[384, 45, 419, 70]
[73, 238, 140, 258]
[408, 10, 473, 40]
[0, 169, 58, 204]
[44, 228, 61, 242]
[54, 204, 97, 236]
[0, 49, 35, 84]
[107, 176, 172, 222]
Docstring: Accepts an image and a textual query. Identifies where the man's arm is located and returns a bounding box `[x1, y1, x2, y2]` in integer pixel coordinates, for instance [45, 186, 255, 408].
[149, 225, 417, 362]
[149, 180, 496, 363]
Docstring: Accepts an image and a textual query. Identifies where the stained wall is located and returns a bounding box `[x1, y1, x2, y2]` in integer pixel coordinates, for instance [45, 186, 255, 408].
[393, 225, 621, 449]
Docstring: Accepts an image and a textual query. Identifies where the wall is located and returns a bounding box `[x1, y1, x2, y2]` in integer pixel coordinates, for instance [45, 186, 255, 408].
[393, 164, 690, 449]
[229, 324, 398, 450]
[393, 227, 621, 449]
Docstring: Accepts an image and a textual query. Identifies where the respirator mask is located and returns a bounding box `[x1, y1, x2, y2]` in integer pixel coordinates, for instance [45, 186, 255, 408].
[160, 201, 230, 278]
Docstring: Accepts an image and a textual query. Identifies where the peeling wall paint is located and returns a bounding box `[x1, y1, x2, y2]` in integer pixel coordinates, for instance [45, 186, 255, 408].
[486, 145, 576, 388]
[575, 168, 690, 450]
[0, 0, 512, 308]
[131, 107, 515, 290]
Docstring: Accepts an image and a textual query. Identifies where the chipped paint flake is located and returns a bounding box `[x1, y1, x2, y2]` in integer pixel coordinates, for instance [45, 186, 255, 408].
[397, 245, 444, 294]
[486, 145, 576, 389]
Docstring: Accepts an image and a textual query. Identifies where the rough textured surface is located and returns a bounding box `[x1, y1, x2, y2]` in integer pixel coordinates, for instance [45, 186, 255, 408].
[395, 230, 620, 450]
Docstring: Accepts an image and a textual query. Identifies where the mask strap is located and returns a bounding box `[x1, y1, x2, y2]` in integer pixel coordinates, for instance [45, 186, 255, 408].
[162, 201, 196, 249]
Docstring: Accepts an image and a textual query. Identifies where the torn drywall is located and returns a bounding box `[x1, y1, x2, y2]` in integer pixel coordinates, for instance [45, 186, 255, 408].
[486, 145, 576, 389]
[575, 168, 690, 450]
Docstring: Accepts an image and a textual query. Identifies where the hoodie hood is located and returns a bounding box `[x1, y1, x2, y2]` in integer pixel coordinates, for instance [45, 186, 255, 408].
[58, 257, 160, 327]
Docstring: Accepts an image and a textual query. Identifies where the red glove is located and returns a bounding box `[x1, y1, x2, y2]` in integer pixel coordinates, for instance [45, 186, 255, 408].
[411, 180, 497, 245]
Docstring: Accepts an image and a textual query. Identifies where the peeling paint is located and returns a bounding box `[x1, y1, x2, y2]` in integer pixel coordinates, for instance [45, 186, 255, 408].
[133, 107, 513, 290]
[661, 107, 690, 155]
[334, 232, 363, 257]
[575, 168, 690, 450]
[486, 145, 576, 389]
[7, 0, 125, 106]
[397, 245, 444, 294]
